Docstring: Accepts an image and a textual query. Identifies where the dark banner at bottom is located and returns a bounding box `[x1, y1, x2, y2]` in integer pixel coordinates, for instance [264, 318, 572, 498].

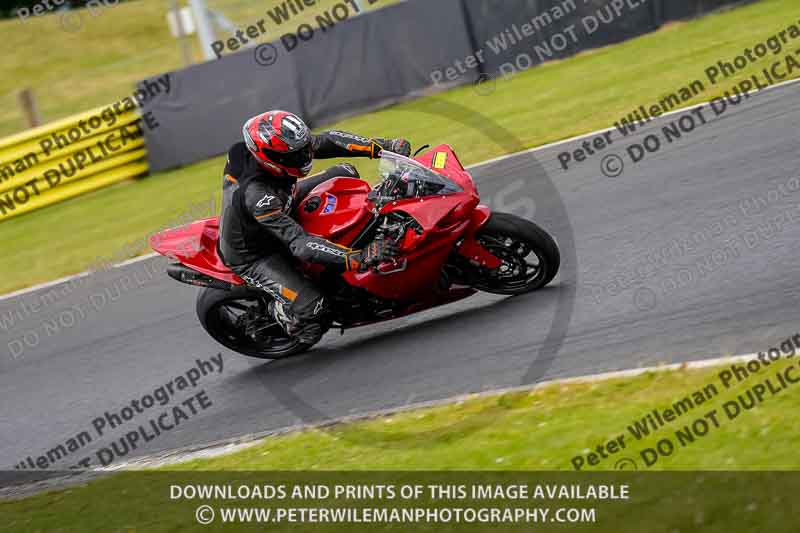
[1, 471, 797, 531]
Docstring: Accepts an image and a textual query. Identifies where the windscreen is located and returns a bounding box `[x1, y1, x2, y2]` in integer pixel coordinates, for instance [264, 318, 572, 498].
[375, 152, 463, 200]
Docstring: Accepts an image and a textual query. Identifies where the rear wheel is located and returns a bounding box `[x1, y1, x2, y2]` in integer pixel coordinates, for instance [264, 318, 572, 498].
[470, 212, 560, 295]
[196, 286, 312, 359]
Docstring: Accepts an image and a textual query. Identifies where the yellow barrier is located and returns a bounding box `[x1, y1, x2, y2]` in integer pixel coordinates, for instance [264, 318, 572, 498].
[0, 102, 149, 222]
[0, 134, 146, 195]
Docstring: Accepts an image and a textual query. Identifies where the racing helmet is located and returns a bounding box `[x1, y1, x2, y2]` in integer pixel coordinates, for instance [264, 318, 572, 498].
[242, 110, 313, 178]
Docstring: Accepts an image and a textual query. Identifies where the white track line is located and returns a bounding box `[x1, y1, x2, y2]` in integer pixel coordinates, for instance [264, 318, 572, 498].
[104, 351, 760, 471]
[0, 253, 159, 302]
[469, 76, 800, 169]
[4, 77, 799, 303]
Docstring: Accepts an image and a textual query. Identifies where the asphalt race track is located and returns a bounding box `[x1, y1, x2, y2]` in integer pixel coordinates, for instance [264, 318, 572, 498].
[1, 81, 799, 470]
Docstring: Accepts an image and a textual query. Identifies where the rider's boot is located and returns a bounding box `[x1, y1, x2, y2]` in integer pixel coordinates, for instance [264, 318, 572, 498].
[269, 300, 324, 345]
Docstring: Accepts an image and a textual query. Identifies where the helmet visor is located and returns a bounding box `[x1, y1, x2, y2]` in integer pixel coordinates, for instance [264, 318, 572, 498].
[262, 142, 312, 170]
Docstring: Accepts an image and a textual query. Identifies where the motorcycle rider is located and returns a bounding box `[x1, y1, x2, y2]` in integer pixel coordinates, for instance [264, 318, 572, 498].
[218, 110, 412, 345]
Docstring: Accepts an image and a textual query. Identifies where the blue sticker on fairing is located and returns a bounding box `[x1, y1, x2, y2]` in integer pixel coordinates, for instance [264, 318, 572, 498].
[322, 195, 337, 214]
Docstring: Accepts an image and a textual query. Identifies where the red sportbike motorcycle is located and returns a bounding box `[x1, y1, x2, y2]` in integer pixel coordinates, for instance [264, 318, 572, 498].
[150, 146, 560, 359]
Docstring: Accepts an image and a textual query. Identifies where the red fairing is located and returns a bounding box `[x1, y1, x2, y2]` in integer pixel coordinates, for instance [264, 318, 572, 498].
[149, 218, 244, 285]
[338, 145, 485, 301]
[414, 144, 476, 195]
[456, 205, 502, 269]
[294, 177, 372, 243]
[150, 145, 504, 322]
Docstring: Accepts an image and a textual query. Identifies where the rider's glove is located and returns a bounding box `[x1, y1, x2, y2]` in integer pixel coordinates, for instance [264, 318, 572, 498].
[345, 239, 400, 272]
[373, 138, 412, 158]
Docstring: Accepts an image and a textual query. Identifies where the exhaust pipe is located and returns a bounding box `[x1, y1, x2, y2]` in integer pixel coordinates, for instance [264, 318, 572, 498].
[167, 263, 233, 290]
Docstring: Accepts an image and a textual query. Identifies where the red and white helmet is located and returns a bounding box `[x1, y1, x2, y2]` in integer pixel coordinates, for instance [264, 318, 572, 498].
[242, 110, 313, 178]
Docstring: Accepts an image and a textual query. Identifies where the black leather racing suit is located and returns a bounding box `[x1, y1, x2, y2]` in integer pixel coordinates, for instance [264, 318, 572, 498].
[218, 130, 396, 341]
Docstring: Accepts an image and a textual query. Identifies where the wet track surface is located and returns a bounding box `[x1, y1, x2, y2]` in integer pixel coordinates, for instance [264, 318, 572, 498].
[1, 82, 799, 469]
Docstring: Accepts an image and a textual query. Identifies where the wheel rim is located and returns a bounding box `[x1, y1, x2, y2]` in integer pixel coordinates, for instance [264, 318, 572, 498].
[209, 295, 300, 356]
[476, 233, 546, 291]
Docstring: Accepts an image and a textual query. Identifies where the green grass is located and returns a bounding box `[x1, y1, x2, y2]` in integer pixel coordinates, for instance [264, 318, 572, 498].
[1, 0, 797, 294]
[167, 357, 800, 471]
[0, 0, 396, 137]
[2, 357, 799, 531]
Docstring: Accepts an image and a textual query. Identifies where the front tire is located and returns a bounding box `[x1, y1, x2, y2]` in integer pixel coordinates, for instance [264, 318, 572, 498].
[196, 286, 312, 359]
[470, 212, 560, 295]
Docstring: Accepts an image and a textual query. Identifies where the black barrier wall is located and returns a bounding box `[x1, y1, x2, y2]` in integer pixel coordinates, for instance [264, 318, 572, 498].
[660, 0, 751, 22]
[459, 0, 659, 79]
[141, 0, 755, 172]
[141, 47, 302, 171]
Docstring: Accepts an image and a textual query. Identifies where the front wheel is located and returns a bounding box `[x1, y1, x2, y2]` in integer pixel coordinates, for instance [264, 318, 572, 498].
[196, 286, 312, 359]
[469, 212, 560, 295]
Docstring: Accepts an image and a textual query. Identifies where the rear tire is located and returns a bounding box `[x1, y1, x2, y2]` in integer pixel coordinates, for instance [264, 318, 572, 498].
[196, 286, 312, 359]
[470, 212, 560, 295]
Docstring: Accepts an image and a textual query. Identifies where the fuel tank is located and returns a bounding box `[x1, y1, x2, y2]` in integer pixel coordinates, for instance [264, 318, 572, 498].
[295, 177, 372, 245]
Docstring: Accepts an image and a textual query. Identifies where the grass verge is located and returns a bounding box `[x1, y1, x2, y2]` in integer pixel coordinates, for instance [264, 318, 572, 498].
[1, 0, 797, 294]
[167, 356, 800, 471]
[0, 0, 396, 137]
[2, 356, 799, 531]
